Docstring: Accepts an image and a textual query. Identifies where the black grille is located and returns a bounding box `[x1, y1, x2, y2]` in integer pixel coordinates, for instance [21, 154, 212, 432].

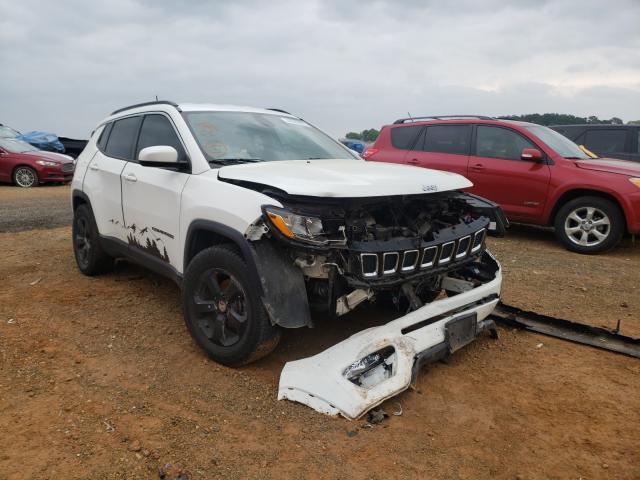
[61, 163, 75, 173]
[359, 228, 486, 278]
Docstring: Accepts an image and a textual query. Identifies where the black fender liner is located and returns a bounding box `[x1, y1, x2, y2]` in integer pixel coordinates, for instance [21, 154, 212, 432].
[252, 240, 312, 329]
[184, 220, 311, 329]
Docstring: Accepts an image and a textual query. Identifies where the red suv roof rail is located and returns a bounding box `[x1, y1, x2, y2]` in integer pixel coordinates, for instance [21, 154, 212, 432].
[393, 115, 494, 124]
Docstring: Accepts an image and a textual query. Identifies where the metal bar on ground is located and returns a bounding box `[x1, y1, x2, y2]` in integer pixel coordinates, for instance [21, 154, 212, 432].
[491, 303, 640, 358]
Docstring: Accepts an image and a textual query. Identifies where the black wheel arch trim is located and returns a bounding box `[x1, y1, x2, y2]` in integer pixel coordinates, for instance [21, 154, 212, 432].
[184, 219, 264, 296]
[184, 219, 312, 328]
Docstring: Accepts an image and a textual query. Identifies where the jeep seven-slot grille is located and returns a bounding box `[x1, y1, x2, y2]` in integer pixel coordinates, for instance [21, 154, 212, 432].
[359, 228, 486, 278]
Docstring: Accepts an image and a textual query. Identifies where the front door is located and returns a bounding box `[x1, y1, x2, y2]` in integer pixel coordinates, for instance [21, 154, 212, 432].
[466, 125, 551, 222]
[121, 113, 190, 272]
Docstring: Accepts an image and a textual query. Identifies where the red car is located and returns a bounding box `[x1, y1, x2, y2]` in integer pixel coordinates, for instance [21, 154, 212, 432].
[364, 116, 640, 254]
[0, 137, 74, 188]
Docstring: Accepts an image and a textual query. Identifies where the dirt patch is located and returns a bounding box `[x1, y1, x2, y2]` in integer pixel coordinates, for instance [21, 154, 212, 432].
[1, 223, 639, 480]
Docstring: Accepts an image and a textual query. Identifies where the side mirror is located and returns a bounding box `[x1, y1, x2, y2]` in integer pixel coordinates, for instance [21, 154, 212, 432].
[138, 145, 178, 165]
[521, 148, 543, 162]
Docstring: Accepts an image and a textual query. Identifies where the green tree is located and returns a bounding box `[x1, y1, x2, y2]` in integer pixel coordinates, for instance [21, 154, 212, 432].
[361, 129, 380, 142]
[345, 132, 362, 140]
[628, 120, 640, 125]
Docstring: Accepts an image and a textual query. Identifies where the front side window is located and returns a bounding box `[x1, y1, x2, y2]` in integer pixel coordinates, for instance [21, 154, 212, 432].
[584, 129, 627, 153]
[104, 116, 142, 160]
[183, 111, 356, 165]
[136, 114, 187, 162]
[476, 126, 535, 161]
[420, 125, 471, 155]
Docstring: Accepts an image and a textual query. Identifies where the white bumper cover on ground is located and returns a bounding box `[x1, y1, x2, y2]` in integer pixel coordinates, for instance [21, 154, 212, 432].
[278, 254, 502, 420]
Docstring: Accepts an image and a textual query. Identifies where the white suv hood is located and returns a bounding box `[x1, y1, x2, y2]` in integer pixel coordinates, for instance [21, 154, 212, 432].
[217, 159, 471, 197]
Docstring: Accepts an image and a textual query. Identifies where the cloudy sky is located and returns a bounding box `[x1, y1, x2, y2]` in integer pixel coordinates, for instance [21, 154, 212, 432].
[1, 0, 639, 138]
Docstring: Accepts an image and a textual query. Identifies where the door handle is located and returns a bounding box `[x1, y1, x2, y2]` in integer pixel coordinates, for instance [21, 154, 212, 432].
[89, 163, 99, 171]
[407, 158, 419, 164]
[123, 173, 137, 183]
[470, 163, 485, 171]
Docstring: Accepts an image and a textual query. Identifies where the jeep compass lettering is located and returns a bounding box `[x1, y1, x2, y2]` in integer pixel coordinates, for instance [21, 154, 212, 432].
[71, 102, 506, 368]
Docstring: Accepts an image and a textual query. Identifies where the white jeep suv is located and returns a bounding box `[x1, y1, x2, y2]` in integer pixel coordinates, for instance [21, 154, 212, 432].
[71, 101, 505, 370]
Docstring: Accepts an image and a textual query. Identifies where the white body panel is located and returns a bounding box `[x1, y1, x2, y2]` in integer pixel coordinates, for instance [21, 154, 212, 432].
[278, 257, 502, 420]
[218, 159, 472, 198]
[83, 150, 127, 239]
[121, 162, 189, 269]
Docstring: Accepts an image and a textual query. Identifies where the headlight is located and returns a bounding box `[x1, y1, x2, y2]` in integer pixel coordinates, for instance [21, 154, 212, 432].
[35, 160, 58, 167]
[264, 206, 328, 244]
[630, 178, 640, 189]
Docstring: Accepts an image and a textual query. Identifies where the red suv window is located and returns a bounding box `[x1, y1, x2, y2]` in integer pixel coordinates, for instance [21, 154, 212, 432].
[475, 126, 534, 160]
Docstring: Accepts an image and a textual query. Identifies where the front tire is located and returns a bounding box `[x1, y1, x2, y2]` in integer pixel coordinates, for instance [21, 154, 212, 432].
[72, 204, 115, 275]
[554, 196, 624, 254]
[182, 246, 280, 366]
[13, 166, 38, 188]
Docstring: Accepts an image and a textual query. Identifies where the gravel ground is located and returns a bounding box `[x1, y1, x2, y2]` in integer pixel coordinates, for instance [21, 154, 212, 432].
[0, 184, 72, 233]
[1, 186, 639, 480]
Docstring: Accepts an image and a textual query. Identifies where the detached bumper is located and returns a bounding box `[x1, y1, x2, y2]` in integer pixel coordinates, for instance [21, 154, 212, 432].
[278, 252, 502, 420]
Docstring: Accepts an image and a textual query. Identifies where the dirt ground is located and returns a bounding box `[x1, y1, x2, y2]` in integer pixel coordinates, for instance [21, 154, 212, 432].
[1, 186, 639, 480]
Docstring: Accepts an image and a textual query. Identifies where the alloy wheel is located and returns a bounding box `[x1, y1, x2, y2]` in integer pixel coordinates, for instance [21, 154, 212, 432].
[191, 268, 249, 347]
[15, 167, 36, 187]
[564, 206, 611, 247]
[74, 217, 91, 267]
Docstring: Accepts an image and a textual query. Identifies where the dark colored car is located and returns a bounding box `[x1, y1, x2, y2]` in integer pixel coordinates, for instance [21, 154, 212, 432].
[0, 137, 75, 187]
[550, 124, 640, 163]
[364, 115, 640, 254]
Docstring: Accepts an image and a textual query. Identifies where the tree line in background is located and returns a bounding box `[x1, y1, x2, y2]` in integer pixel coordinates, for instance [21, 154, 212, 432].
[345, 114, 640, 141]
[497, 113, 640, 125]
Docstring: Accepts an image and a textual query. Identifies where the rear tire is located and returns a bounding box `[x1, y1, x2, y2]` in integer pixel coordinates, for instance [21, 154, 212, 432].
[554, 196, 624, 254]
[182, 246, 280, 366]
[13, 166, 38, 188]
[72, 204, 115, 275]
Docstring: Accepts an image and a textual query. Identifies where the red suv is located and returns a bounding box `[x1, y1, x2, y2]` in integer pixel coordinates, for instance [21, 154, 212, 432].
[364, 116, 640, 254]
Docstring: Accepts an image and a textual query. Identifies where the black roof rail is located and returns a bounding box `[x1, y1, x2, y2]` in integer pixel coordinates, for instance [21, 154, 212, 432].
[393, 115, 494, 124]
[266, 108, 292, 115]
[111, 100, 180, 116]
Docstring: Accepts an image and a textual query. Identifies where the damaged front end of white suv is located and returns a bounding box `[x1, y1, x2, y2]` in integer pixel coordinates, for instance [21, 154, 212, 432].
[236, 181, 507, 418]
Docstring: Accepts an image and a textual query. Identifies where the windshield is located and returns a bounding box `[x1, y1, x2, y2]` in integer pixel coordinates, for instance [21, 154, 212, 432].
[0, 138, 38, 153]
[183, 111, 357, 165]
[524, 125, 592, 160]
[0, 126, 21, 138]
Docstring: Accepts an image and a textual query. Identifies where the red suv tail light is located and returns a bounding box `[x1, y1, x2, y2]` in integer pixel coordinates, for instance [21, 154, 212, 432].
[362, 148, 378, 160]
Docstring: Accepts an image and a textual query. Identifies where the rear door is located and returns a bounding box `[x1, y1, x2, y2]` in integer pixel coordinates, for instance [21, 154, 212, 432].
[120, 113, 190, 271]
[404, 124, 471, 177]
[466, 125, 551, 222]
[83, 117, 141, 240]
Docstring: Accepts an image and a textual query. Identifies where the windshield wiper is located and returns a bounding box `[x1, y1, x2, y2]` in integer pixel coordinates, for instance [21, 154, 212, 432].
[208, 158, 264, 166]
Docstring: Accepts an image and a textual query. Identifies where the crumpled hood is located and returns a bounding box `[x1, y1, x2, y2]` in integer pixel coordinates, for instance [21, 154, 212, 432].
[575, 158, 640, 177]
[217, 159, 472, 197]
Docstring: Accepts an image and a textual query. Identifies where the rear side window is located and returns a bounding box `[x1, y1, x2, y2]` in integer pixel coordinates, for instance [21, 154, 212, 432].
[390, 125, 422, 149]
[136, 114, 187, 162]
[104, 116, 142, 160]
[97, 123, 112, 151]
[476, 126, 534, 161]
[583, 129, 627, 153]
[420, 125, 471, 155]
